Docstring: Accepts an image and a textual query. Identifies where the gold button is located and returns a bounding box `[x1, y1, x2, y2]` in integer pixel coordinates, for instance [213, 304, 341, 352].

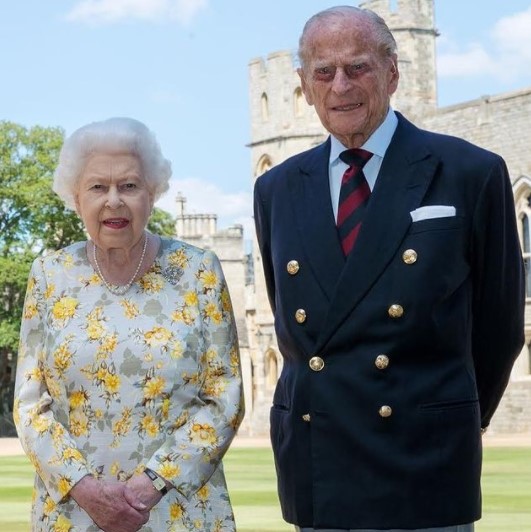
[379, 405, 393, 418]
[309, 356, 324, 371]
[375, 354, 389, 370]
[287, 260, 300, 275]
[295, 309, 307, 323]
[388, 304, 404, 318]
[302, 413, 311, 422]
[402, 249, 417, 264]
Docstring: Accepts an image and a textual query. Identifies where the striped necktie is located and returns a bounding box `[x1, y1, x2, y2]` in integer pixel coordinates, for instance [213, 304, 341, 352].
[337, 148, 373, 255]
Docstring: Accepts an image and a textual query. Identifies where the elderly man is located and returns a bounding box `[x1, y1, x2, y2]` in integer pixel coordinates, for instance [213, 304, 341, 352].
[253, 6, 524, 532]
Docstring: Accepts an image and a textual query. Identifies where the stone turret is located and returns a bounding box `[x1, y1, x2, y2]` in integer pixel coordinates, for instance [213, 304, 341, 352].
[248, 51, 327, 331]
[248, 51, 326, 175]
[360, 0, 438, 118]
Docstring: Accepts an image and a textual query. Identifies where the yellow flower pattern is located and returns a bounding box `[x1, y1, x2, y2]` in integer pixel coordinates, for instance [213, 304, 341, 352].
[53, 337, 74, 376]
[139, 271, 165, 293]
[51, 296, 78, 325]
[169, 248, 190, 269]
[97, 333, 118, 359]
[198, 269, 218, 291]
[85, 307, 107, 341]
[44, 283, 56, 300]
[53, 514, 73, 532]
[144, 325, 172, 347]
[14, 238, 244, 531]
[57, 476, 73, 498]
[143, 375, 166, 402]
[23, 296, 38, 319]
[43, 496, 56, 516]
[120, 298, 139, 318]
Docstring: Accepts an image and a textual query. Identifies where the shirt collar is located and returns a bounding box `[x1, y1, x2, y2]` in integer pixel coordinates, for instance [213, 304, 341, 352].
[329, 108, 398, 164]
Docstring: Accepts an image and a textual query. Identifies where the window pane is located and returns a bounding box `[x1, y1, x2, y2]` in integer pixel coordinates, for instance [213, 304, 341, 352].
[525, 256, 531, 297]
[524, 215, 530, 253]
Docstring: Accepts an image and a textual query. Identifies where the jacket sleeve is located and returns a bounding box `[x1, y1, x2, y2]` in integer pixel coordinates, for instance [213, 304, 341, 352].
[145, 250, 245, 498]
[470, 155, 525, 428]
[253, 176, 276, 314]
[14, 257, 91, 503]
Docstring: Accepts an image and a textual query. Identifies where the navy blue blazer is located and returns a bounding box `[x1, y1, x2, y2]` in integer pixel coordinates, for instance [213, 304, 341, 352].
[253, 113, 525, 529]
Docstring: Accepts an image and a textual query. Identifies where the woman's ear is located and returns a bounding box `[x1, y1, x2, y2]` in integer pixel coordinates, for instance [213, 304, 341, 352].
[74, 194, 81, 216]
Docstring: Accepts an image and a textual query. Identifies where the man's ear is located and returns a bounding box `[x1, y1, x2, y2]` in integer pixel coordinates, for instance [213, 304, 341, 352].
[388, 55, 399, 95]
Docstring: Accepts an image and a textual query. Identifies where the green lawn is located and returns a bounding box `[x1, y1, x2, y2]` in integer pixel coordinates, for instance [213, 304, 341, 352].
[1, 446, 530, 532]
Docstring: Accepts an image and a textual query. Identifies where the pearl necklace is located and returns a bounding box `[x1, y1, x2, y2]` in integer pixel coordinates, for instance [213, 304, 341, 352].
[92, 233, 148, 296]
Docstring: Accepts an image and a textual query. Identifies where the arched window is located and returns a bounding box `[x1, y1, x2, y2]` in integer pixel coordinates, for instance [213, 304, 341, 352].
[514, 176, 531, 298]
[261, 93, 269, 122]
[512, 175, 531, 378]
[265, 349, 278, 389]
[294, 87, 305, 117]
[256, 154, 272, 177]
[523, 210, 531, 298]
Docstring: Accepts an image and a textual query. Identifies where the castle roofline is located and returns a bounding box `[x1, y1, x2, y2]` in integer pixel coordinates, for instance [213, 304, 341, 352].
[249, 50, 292, 62]
[246, 133, 326, 149]
[390, 26, 439, 36]
[248, 50, 295, 68]
[438, 86, 531, 113]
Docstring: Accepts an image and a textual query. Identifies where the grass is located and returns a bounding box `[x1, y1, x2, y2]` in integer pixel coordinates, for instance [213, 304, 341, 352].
[0, 455, 35, 532]
[478, 448, 531, 531]
[224, 448, 291, 532]
[1, 446, 530, 532]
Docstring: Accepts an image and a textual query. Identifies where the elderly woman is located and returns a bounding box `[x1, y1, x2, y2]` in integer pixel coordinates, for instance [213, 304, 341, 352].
[14, 117, 245, 532]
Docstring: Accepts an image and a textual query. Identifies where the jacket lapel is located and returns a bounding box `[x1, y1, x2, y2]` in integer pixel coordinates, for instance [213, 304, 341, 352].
[288, 139, 345, 301]
[315, 115, 441, 351]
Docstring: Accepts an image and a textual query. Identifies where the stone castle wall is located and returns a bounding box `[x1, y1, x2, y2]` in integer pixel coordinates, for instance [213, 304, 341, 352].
[418, 89, 531, 180]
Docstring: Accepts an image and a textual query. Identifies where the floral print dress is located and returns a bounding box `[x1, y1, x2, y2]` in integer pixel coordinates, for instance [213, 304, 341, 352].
[14, 237, 245, 532]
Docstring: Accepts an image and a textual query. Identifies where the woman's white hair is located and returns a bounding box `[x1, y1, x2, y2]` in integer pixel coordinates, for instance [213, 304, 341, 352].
[53, 117, 172, 210]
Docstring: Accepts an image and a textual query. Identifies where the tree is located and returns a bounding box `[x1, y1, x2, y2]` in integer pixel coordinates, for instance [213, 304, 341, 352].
[0, 122, 85, 253]
[0, 121, 176, 433]
[0, 121, 82, 434]
[148, 207, 176, 237]
[0, 121, 83, 397]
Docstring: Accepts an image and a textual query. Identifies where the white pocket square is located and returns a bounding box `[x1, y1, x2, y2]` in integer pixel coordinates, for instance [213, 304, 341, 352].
[410, 205, 456, 222]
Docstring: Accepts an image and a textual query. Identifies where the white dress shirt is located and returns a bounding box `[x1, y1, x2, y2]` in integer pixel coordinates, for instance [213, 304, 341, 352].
[329, 108, 398, 222]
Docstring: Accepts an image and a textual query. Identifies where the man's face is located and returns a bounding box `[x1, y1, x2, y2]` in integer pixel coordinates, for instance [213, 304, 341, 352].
[298, 16, 399, 148]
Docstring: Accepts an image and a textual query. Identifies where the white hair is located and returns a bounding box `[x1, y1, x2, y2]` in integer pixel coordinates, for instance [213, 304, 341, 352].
[53, 117, 172, 210]
[298, 6, 397, 70]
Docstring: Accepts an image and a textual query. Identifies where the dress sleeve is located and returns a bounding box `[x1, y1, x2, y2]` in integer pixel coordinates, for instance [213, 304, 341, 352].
[14, 257, 90, 503]
[145, 249, 245, 498]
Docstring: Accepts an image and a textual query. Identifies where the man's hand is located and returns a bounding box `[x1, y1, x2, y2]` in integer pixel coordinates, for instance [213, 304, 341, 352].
[70, 475, 150, 531]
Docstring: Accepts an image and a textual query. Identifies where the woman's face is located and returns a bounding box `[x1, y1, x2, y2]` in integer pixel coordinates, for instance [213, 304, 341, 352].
[74, 152, 154, 251]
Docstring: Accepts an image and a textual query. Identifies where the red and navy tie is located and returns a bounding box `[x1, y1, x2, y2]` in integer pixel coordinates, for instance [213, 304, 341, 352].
[337, 148, 373, 255]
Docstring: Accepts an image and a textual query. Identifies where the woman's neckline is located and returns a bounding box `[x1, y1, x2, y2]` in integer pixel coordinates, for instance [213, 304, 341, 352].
[84, 234, 164, 293]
